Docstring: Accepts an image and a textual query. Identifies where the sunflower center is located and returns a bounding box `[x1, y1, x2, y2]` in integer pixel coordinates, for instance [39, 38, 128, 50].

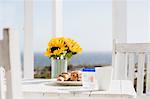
[51, 47, 60, 52]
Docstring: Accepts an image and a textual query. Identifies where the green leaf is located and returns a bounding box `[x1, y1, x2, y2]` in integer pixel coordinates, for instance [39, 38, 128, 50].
[65, 52, 73, 59]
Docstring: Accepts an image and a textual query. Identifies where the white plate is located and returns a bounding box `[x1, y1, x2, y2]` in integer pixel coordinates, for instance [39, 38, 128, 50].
[56, 81, 82, 86]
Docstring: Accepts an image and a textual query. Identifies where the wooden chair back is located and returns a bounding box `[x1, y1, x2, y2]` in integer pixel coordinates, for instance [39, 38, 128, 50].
[0, 28, 23, 99]
[113, 40, 150, 96]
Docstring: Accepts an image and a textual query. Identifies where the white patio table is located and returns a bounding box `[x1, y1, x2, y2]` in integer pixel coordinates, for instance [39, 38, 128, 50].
[22, 79, 136, 99]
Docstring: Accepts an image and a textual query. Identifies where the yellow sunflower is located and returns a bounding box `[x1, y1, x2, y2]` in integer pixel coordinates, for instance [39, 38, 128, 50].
[65, 38, 82, 53]
[44, 47, 53, 57]
[45, 37, 68, 57]
[45, 37, 82, 59]
[44, 51, 52, 57]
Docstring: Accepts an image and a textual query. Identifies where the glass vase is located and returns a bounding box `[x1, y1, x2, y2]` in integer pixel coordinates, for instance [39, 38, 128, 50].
[51, 58, 67, 78]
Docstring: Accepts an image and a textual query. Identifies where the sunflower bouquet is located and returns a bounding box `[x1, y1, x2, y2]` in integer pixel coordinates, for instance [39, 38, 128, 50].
[45, 37, 82, 59]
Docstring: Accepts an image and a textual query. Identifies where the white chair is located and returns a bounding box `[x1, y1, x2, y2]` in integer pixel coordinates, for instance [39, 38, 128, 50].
[112, 40, 150, 98]
[0, 28, 23, 99]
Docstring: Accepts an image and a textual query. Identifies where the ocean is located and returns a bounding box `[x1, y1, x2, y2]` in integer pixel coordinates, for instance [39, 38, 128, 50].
[32, 52, 112, 67]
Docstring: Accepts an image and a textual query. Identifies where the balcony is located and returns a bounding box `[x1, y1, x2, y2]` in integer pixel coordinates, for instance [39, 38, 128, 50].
[0, 0, 150, 99]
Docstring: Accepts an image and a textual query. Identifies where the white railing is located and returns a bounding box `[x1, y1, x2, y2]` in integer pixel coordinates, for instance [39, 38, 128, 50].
[113, 40, 150, 96]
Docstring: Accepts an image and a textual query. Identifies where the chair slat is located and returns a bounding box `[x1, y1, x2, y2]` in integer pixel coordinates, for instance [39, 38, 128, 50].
[0, 41, 3, 66]
[124, 53, 128, 79]
[3, 29, 11, 71]
[0, 67, 5, 99]
[128, 53, 135, 83]
[137, 53, 145, 95]
[146, 53, 150, 94]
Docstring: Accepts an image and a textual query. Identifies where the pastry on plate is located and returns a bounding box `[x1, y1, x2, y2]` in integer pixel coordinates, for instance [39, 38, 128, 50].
[57, 76, 65, 81]
[70, 71, 82, 81]
[61, 72, 71, 81]
[57, 71, 82, 81]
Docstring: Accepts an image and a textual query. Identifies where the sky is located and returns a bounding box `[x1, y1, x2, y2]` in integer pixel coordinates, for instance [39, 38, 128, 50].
[0, 0, 150, 53]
